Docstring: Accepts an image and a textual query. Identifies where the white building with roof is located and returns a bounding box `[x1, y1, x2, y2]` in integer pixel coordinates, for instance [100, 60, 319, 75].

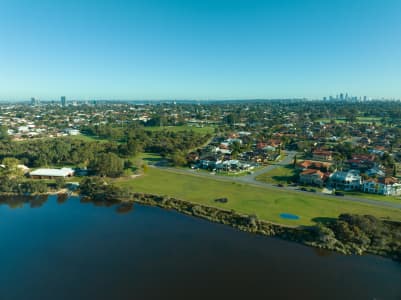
[30, 168, 74, 179]
[329, 170, 362, 191]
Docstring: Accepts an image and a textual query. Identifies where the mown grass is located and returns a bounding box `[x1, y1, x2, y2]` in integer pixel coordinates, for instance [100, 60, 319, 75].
[316, 117, 382, 125]
[115, 167, 401, 226]
[68, 134, 110, 143]
[343, 191, 401, 204]
[144, 125, 215, 134]
[255, 166, 297, 185]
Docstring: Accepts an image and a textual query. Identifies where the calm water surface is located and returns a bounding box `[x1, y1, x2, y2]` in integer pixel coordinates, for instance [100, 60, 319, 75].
[0, 195, 400, 300]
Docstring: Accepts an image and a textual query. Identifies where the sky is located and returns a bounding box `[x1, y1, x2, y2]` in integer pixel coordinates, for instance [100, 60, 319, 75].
[0, 0, 401, 101]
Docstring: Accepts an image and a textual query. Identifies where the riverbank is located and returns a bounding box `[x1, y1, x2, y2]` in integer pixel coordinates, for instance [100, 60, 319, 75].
[2, 190, 399, 262]
[106, 192, 401, 263]
[115, 167, 401, 226]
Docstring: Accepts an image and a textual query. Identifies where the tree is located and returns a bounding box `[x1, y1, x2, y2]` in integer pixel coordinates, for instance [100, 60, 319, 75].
[55, 177, 66, 190]
[126, 138, 140, 156]
[223, 114, 237, 125]
[0, 126, 10, 141]
[79, 176, 124, 201]
[1, 157, 23, 179]
[79, 176, 107, 196]
[89, 153, 124, 177]
[170, 151, 187, 166]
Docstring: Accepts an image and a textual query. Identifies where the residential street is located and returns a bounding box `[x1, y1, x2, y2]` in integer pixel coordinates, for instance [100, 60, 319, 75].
[154, 151, 401, 211]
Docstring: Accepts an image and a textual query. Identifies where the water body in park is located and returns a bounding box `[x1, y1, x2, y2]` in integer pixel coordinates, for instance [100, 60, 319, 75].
[0, 195, 400, 300]
[280, 213, 300, 220]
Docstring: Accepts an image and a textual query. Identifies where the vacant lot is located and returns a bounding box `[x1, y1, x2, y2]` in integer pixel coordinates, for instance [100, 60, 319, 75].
[115, 167, 401, 226]
[255, 166, 297, 185]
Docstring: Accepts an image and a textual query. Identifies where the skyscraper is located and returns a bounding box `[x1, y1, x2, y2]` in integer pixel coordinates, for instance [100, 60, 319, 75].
[61, 96, 66, 107]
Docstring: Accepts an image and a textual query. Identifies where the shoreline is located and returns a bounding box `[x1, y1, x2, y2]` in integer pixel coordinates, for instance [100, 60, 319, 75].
[1, 191, 400, 263]
[112, 192, 401, 263]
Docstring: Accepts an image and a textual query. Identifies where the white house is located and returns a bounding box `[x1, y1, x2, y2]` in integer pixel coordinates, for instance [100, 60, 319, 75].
[66, 129, 80, 136]
[362, 177, 401, 196]
[329, 170, 362, 191]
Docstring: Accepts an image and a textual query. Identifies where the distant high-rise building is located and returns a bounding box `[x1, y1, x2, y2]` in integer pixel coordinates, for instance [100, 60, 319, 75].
[340, 93, 344, 100]
[61, 96, 66, 107]
[30, 97, 40, 106]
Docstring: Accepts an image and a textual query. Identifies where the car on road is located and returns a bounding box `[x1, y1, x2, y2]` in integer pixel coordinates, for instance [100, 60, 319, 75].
[335, 191, 345, 196]
[300, 187, 307, 191]
[277, 184, 284, 187]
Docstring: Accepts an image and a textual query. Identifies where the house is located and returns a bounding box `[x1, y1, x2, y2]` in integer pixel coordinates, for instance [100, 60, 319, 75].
[30, 168, 75, 179]
[329, 170, 362, 191]
[362, 177, 401, 196]
[312, 150, 333, 161]
[65, 129, 80, 136]
[267, 139, 282, 148]
[298, 160, 332, 171]
[365, 167, 385, 177]
[299, 169, 324, 186]
[346, 154, 376, 170]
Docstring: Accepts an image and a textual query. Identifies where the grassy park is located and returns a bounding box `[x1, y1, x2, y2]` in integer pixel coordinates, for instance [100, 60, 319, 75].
[115, 167, 401, 226]
[316, 117, 383, 124]
[143, 125, 215, 134]
[255, 166, 297, 185]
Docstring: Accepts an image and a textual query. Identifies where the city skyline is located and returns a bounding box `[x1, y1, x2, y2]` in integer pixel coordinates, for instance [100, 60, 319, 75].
[1, 0, 401, 101]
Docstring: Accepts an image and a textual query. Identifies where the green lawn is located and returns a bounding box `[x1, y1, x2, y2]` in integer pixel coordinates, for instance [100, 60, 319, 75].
[134, 153, 163, 165]
[342, 191, 401, 204]
[316, 117, 382, 125]
[115, 168, 401, 226]
[144, 125, 215, 134]
[68, 134, 110, 143]
[255, 166, 297, 185]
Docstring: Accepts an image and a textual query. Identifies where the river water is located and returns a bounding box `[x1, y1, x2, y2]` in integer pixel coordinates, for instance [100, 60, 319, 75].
[0, 195, 400, 300]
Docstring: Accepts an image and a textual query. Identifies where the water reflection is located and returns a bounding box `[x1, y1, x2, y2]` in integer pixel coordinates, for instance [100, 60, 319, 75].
[0, 194, 134, 215]
[116, 202, 134, 214]
[313, 247, 334, 257]
[0, 195, 35, 209]
[0, 196, 400, 300]
[56, 193, 69, 205]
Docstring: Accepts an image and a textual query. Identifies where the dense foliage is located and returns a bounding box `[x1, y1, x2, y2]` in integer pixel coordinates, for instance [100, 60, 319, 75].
[0, 138, 117, 168]
[312, 214, 401, 260]
[83, 125, 211, 156]
[79, 177, 127, 201]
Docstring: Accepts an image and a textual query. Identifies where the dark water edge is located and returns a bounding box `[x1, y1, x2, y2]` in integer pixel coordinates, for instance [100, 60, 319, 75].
[0, 195, 400, 300]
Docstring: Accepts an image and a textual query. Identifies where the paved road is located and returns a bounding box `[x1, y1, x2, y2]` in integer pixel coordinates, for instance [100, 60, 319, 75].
[238, 150, 297, 184]
[153, 151, 401, 210]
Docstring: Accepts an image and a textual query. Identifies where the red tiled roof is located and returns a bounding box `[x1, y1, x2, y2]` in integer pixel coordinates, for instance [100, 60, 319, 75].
[300, 169, 324, 177]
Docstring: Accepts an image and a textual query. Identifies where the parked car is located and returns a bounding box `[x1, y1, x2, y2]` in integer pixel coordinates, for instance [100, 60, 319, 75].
[309, 188, 317, 193]
[335, 191, 345, 196]
[300, 187, 307, 191]
[277, 183, 284, 187]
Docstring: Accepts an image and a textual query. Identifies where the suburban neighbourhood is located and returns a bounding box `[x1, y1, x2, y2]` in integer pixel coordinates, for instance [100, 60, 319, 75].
[1, 99, 401, 199]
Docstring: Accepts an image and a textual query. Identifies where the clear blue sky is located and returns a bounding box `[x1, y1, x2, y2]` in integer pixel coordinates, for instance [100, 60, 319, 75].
[1, 0, 401, 101]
